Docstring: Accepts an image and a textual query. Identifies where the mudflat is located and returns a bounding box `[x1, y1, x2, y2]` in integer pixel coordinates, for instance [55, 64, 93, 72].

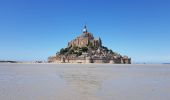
[0, 63, 170, 100]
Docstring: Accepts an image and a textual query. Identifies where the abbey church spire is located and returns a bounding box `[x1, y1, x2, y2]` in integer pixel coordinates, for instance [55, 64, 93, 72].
[83, 25, 88, 33]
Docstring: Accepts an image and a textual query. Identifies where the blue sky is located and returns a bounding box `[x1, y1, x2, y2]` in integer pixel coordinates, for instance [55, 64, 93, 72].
[0, 0, 170, 63]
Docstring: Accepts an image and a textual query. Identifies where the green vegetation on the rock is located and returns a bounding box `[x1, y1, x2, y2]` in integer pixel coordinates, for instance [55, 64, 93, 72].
[59, 44, 120, 56]
[60, 48, 68, 54]
[60, 46, 88, 56]
[81, 46, 88, 52]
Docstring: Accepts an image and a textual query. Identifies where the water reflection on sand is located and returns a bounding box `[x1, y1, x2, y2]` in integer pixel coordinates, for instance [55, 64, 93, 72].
[58, 66, 105, 100]
[0, 64, 170, 100]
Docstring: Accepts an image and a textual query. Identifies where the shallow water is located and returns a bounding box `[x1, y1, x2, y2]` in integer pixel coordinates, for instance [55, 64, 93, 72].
[0, 64, 170, 100]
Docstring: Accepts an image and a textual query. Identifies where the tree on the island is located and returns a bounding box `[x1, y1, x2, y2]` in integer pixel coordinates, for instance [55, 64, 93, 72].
[109, 49, 116, 54]
[60, 48, 65, 54]
[72, 50, 82, 56]
[68, 49, 74, 54]
[77, 51, 82, 56]
[60, 48, 69, 54]
[102, 46, 110, 52]
[81, 46, 88, 52]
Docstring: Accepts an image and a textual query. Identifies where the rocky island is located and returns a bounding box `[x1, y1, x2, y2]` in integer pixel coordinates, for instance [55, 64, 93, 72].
[48, 26, 131, 64]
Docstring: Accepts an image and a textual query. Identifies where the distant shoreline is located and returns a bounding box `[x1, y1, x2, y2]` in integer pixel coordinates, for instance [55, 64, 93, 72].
[1, 60, 169, 65]
[0, 62, 169, 65]
[0, 60, 18, 63]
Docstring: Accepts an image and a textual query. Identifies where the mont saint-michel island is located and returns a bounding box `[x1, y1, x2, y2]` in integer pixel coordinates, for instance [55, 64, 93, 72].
[48, 26, 131, 64]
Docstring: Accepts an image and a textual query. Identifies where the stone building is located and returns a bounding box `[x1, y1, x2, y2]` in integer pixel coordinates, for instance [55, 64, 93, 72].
[68, 26, 102, 48]
[48, 26, 131, 64]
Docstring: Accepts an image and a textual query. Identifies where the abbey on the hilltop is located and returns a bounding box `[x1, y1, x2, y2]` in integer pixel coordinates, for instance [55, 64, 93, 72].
[48, 26, 131, 64]
[68, 26, 102, 48]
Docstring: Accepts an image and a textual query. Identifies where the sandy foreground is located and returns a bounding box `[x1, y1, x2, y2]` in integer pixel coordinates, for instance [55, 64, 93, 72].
[0, 64, 170, 100]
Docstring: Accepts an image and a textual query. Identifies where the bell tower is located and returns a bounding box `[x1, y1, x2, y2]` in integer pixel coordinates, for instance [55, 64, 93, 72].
[83, 25, 88, 33]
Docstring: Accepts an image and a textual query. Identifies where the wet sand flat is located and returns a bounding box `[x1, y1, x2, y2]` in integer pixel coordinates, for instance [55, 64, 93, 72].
[0, 64, 170, 100]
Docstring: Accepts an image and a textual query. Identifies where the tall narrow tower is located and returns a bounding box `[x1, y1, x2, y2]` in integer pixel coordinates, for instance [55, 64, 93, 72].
[83, 25, 88, 33]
